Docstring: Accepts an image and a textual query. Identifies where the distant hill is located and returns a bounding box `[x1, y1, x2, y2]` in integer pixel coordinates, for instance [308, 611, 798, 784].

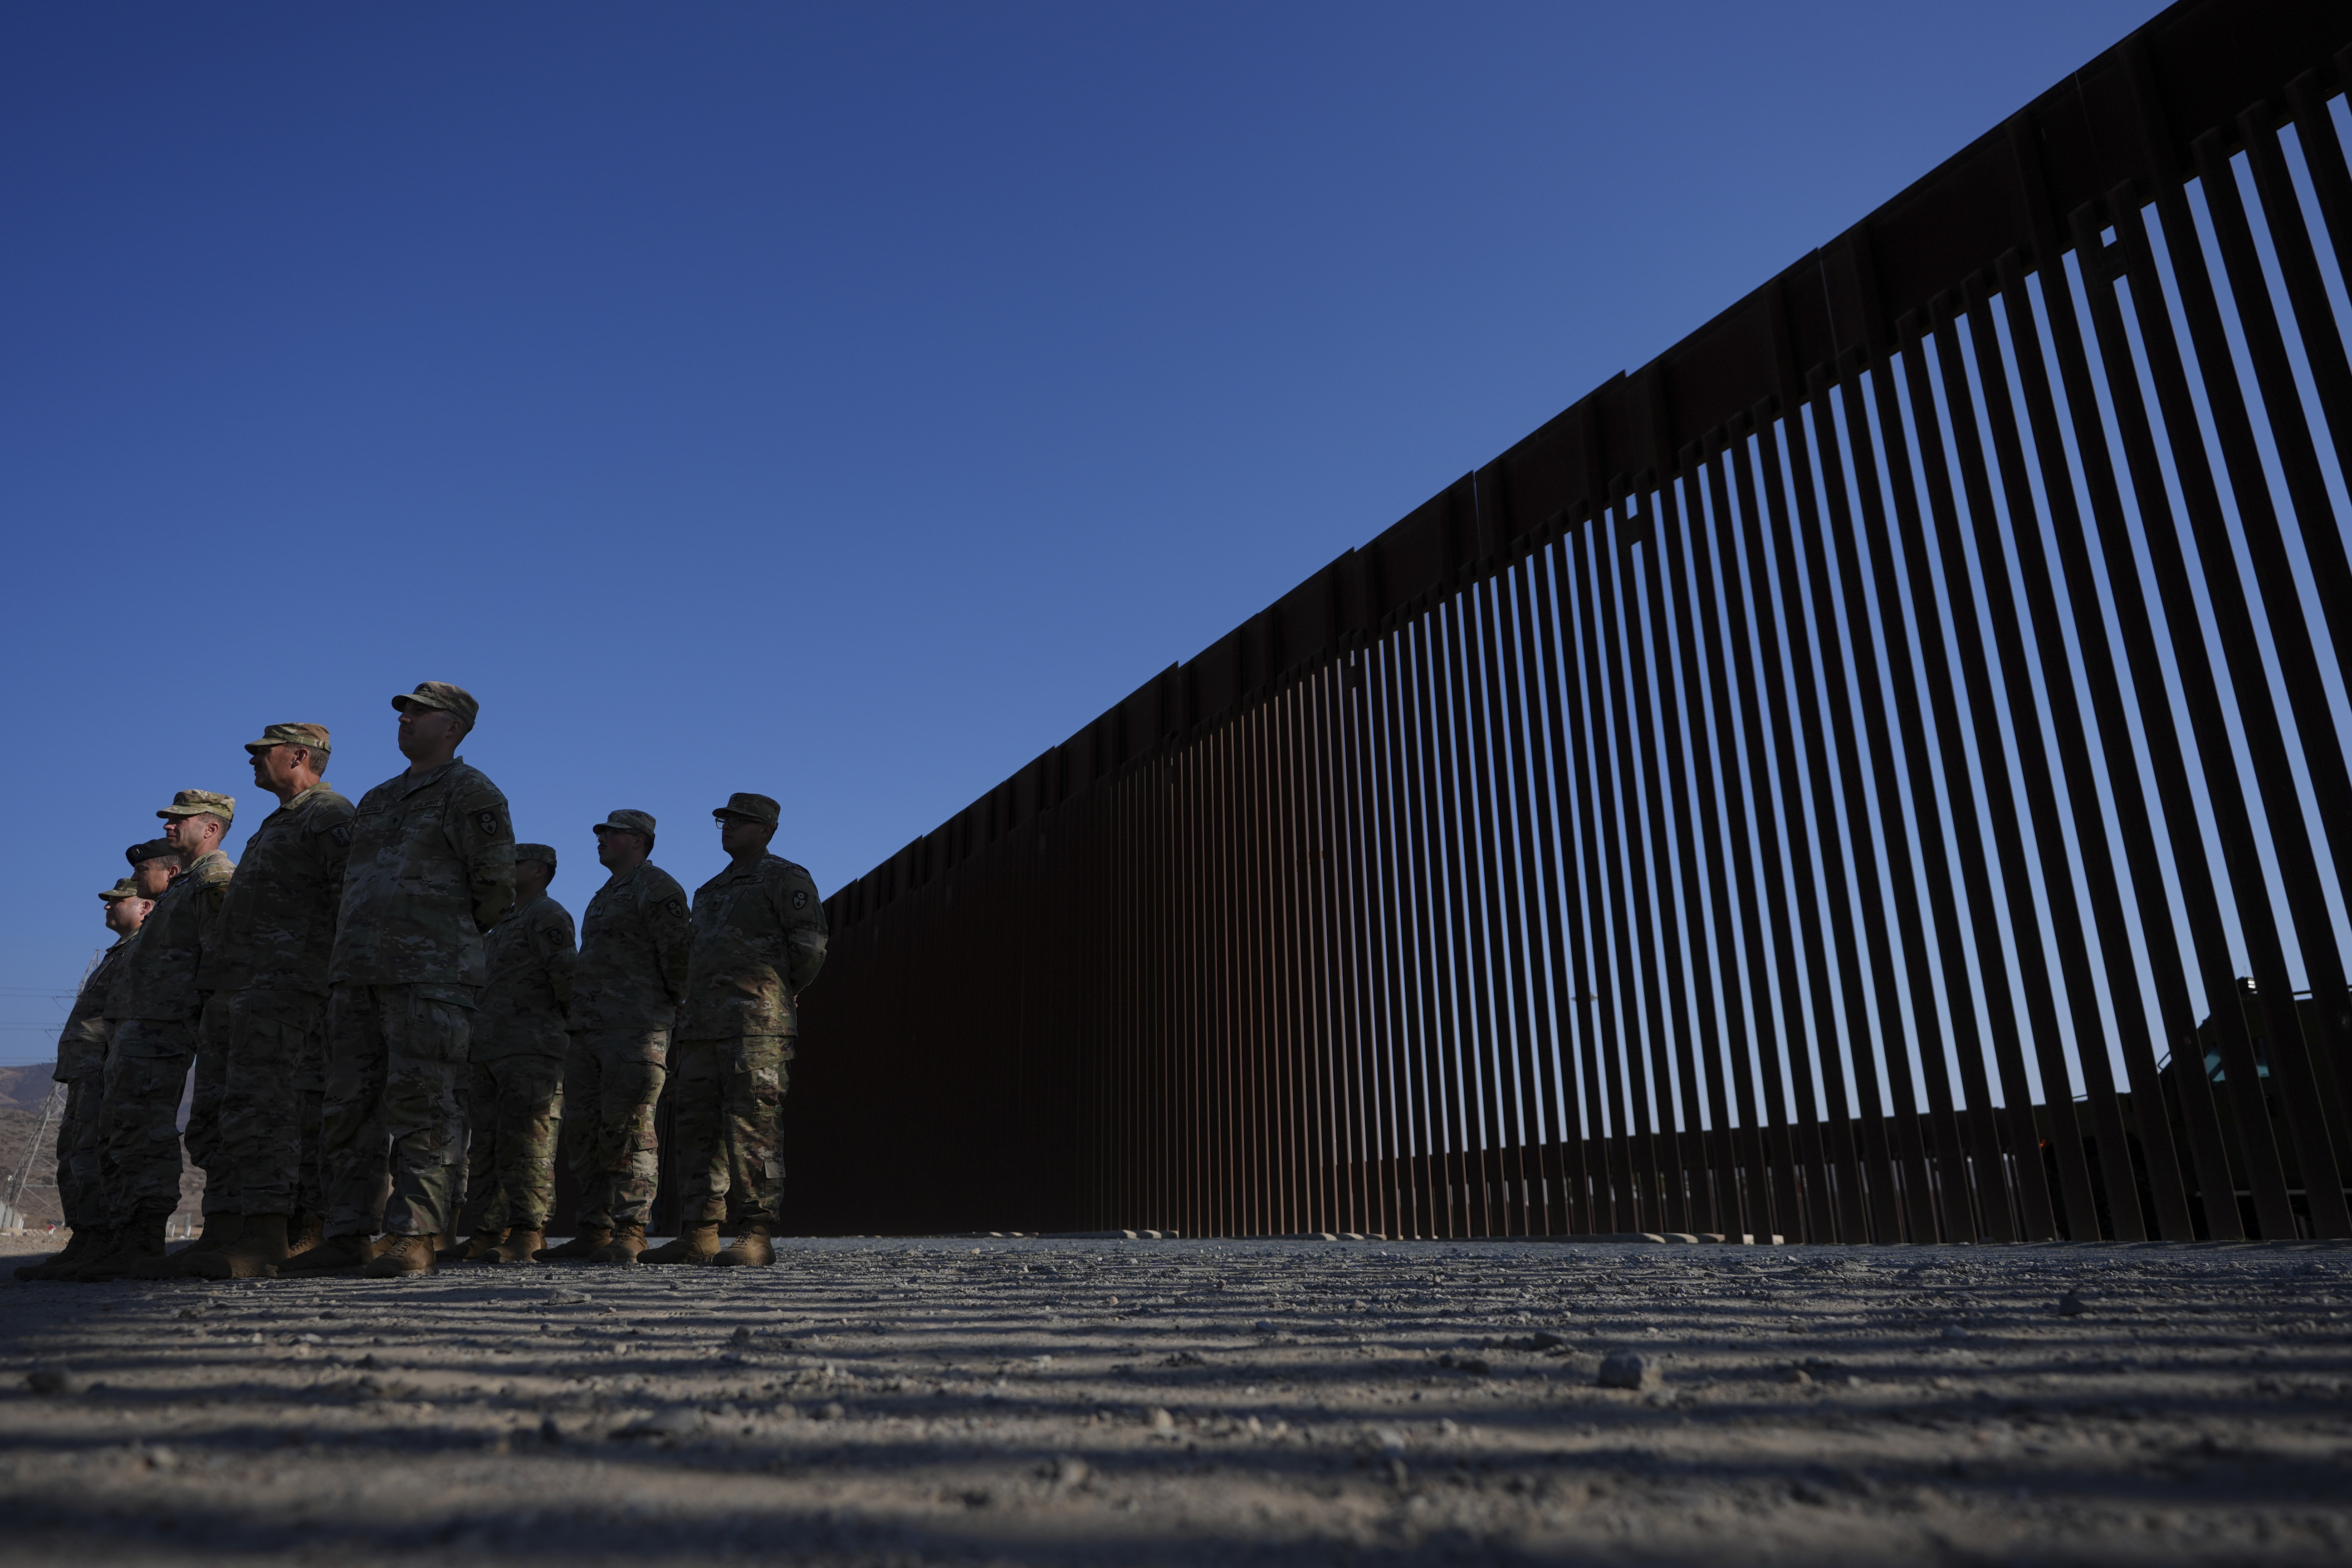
[0, 1062, 59, 1113]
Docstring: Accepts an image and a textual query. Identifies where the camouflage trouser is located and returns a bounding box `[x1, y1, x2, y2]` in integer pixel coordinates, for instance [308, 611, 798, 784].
[185, 994, 234, 1214]
[212, 990, 328, 1218]
[320, 982, 474, 1240]
[671, 1034, 792, 1228]
[561, 1026, 669, 1231]
[100, 1018, 197, 1224]
[461, 1054, 564, 1232]
[55, 1076, 104, 1230]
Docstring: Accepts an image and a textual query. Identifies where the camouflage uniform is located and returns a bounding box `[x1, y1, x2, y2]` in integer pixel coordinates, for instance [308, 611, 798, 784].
[465, 879, 574, 1232]
[53, 910, 137, 1231]
[323, 736, 515, 1241]
[103, 841, 235, 1225]
[564, 846, 691, 1231]
[204, 766, 355, 1220]
[674, 835, 826, 1227]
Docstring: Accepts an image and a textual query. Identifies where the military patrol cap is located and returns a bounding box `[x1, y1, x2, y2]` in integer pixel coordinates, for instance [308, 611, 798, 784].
[125, 838, 177, 869]
[592, 809, 657, 841]
[514, 843, 559, 869]
[158, 789, 236, 825]
[712, 791, 781, 826]
[391, 681, 479, 728]
[244, 722, 332, 757]
[99, 877, 142, 902]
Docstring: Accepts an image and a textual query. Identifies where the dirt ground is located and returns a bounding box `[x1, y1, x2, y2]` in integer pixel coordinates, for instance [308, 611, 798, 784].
[0, 1231, 2346, 1566]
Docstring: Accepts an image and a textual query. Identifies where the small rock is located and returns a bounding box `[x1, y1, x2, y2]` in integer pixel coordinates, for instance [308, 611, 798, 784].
[1784, 1367, 1814, 1386]
[25, 1366, 85, 1397]
[1163, 1350, 1205, 1368]
[545, 1290, 591, 1306]
[1597, 1350, 1661, 1392]
[1252, 1319, 1276, 1334]
[1147, 1407, 1175, 1432]
[615, 1407, 702, 1440]
[1940, 1323, 1969, 1340]
[144, 1447, 180, 1472]
[539, 1417, 564, 1444]
[2057, 1292, 2089, 1317]
[1051, 1456, 1090, 1490]
[730, 1326, 753, 1343]
[816, 1401, 847, 1422]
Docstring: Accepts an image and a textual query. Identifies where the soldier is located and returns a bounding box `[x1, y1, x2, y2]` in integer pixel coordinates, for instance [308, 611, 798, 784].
[181, 724, 356, 1280]
[72, 791, 237, 1282]
[284, 682, 513, 1279]
[127, 836, 182, 900]
[541, 810, 689, 1265]
[446, 843, 574, 1264]
[642, 793, 826, 1267]
[15, 879, 152, 1282]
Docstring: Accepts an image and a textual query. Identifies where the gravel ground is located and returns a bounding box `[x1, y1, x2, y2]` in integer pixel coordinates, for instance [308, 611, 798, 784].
[1, 1232, 2347, 1565]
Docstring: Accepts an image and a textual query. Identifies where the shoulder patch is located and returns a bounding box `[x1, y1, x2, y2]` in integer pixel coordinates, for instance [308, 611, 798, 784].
[474, 809, 501, 837]
[791, 889, 808, 910]
[329, 824, 352, 849]
[662, 897, 685, 920]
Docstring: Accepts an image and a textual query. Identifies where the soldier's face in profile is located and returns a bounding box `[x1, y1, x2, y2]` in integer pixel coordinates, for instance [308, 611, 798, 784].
[594, 829, 646, 870]
[718, 815, 773, 857]
[396, 703, 464, 760]
[105, 896, 151, 935]
[250, 744, 301, 792]
[132, 858, 177, 898]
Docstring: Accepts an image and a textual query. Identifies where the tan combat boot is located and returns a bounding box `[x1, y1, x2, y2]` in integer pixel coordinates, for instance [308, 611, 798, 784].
[489, 1227, 546, 1265]
[715, 1223, 775, 1267]
[37, 1227, 114, 1282]
[588, 1222, 646, 1265]
[123, 1211, 246, 1279]
[186, 1215, 292, 1280]
[74, 1214, 168, 1282]
[639, 1223, 722, 1266]
[361, 1233, 439, 1279]
[17, 1229, 99, 1281]
[273, 1233, 371, 1275]
[286, 1215, 326, 1256]
[439, 1230, 504, 1264]
[534, 1227, 611, 1262]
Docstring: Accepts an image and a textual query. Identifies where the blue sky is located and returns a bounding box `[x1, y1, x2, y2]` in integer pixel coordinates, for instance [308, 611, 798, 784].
[0, 1, 2169, 1064]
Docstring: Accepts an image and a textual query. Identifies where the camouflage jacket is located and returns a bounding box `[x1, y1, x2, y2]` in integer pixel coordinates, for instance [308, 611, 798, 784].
[329, 757, 515, 991]
[679, 853, 827, 1039]
[54, 936, 134, 1082]
[201, 781, 355, 1001]
[572, 861, 692, 1034]
[113, 849, 234, 1022]
[472, 892, 576, 1060]
[102, 926, 147, 1022]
